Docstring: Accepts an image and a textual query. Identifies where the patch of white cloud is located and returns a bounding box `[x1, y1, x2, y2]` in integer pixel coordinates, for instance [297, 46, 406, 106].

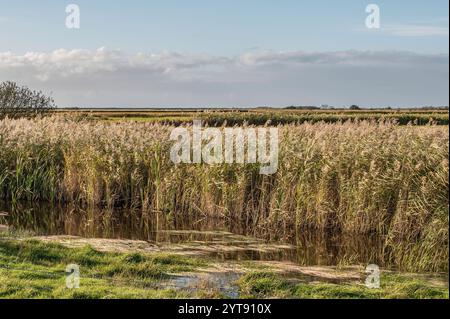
[238, 50, 448, 66]
[1, 48, 447, 80]
[0, 48, 448, 107]
[0, 48, 232, 81]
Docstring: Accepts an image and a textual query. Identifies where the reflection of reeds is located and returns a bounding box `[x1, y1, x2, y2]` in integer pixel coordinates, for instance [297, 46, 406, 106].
[0, 116, 448, 271]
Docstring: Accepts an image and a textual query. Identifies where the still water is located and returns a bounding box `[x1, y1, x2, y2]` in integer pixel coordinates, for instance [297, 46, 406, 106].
[0, 201, 387, 267]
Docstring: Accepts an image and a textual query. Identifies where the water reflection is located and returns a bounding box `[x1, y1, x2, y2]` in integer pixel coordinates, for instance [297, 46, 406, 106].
[0, 201, 387, 267]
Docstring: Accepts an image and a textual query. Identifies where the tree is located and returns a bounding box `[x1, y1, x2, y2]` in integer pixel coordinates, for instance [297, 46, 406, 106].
[349, 105, 361, 110]
[0, 81, 56, 119]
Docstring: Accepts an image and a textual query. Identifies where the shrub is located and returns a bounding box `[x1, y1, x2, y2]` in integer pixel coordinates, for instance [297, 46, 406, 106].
[0, 81, 56, 119]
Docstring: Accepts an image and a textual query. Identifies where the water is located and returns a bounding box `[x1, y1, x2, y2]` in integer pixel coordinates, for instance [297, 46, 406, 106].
[165, 272, 241, 298]
[0, 201, 387, 267]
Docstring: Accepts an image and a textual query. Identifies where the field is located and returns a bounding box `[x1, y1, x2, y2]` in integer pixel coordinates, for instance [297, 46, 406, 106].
[57, 108, 450, 126]
[0, 109, 449, 299]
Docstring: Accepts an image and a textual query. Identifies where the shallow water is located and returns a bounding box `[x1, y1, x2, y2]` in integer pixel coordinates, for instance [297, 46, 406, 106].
[164, 272, 241, 298]
[0, 201, 387, 267]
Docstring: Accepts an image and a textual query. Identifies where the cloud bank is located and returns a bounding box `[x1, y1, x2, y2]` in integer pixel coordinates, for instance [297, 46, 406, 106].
[0, 48, 448, 107]
[384, 24, 449, 37]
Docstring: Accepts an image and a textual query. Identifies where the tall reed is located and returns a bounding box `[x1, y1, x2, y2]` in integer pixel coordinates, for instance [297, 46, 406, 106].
[0, 116, 448, 271]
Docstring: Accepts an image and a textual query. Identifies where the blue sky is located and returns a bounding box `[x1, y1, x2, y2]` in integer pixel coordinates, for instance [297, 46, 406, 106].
[1, 0, 448, 54]
[0, 1, 448, 107]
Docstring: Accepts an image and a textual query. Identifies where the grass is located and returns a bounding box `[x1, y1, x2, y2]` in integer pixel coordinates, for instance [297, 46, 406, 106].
[0, 239, 447, 299]
[0, 239, 209, 299]
[0, 116, 448, 272]
[237, 271, 449, 299]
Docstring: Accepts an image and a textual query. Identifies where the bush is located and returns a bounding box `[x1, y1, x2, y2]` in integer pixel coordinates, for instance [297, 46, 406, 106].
[0, 81, 56, 119]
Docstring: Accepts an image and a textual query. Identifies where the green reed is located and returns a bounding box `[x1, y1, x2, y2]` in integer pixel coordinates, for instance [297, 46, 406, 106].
[0, 116, 448, 272]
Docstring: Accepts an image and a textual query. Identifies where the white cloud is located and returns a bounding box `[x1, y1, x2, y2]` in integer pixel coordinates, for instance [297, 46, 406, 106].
[1, 48, 446, 80]
[384, 24, 449, 37]
[238, 50, 448, 66]
[0, 48, 231, 80]
[0, 48, 448, 107]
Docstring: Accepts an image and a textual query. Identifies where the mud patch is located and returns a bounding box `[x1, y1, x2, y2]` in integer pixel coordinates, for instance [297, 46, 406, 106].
[28, 234, 296, 262]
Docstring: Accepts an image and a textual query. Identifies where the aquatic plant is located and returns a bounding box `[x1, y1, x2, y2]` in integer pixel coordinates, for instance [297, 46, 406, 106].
[0, 116, 448, 271]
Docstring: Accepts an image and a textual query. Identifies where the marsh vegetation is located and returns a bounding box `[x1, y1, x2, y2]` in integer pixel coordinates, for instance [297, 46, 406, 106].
[57, 108, 450, 126]
[0, 240, 447, 299]
[0, 111, 448, 298]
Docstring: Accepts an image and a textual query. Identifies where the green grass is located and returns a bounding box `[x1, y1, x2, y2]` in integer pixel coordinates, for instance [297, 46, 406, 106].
[237, 271, 449, 299]
[0, 239, 208, 299]
[0, 239, 448, 299]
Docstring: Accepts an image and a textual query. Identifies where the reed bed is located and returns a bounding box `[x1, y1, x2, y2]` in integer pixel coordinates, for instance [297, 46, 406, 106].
[201, 111, 449, 126]
[61, 109, 450, 126]
[0, 116, 448, 271]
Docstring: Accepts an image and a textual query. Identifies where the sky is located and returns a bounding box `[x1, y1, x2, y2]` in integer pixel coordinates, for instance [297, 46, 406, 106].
[0, 0, 448, 108]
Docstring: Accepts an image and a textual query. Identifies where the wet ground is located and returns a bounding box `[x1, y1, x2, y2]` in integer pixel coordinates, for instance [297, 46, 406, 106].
[1, 201, 448, 298]
[0, 201, 388, 267]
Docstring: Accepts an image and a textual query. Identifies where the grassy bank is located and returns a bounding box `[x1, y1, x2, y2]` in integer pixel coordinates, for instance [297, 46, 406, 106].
[0, 116, 448, 272]
[237, 271, 448, 299]
[0, 239, 208, 298]
[0, 239, 447, 299]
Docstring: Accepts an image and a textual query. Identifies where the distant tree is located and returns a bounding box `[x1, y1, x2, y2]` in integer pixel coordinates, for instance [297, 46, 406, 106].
[349, 105, 361, 110]
[285, 105, 320, 110]
[0, 81, 56, 119]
